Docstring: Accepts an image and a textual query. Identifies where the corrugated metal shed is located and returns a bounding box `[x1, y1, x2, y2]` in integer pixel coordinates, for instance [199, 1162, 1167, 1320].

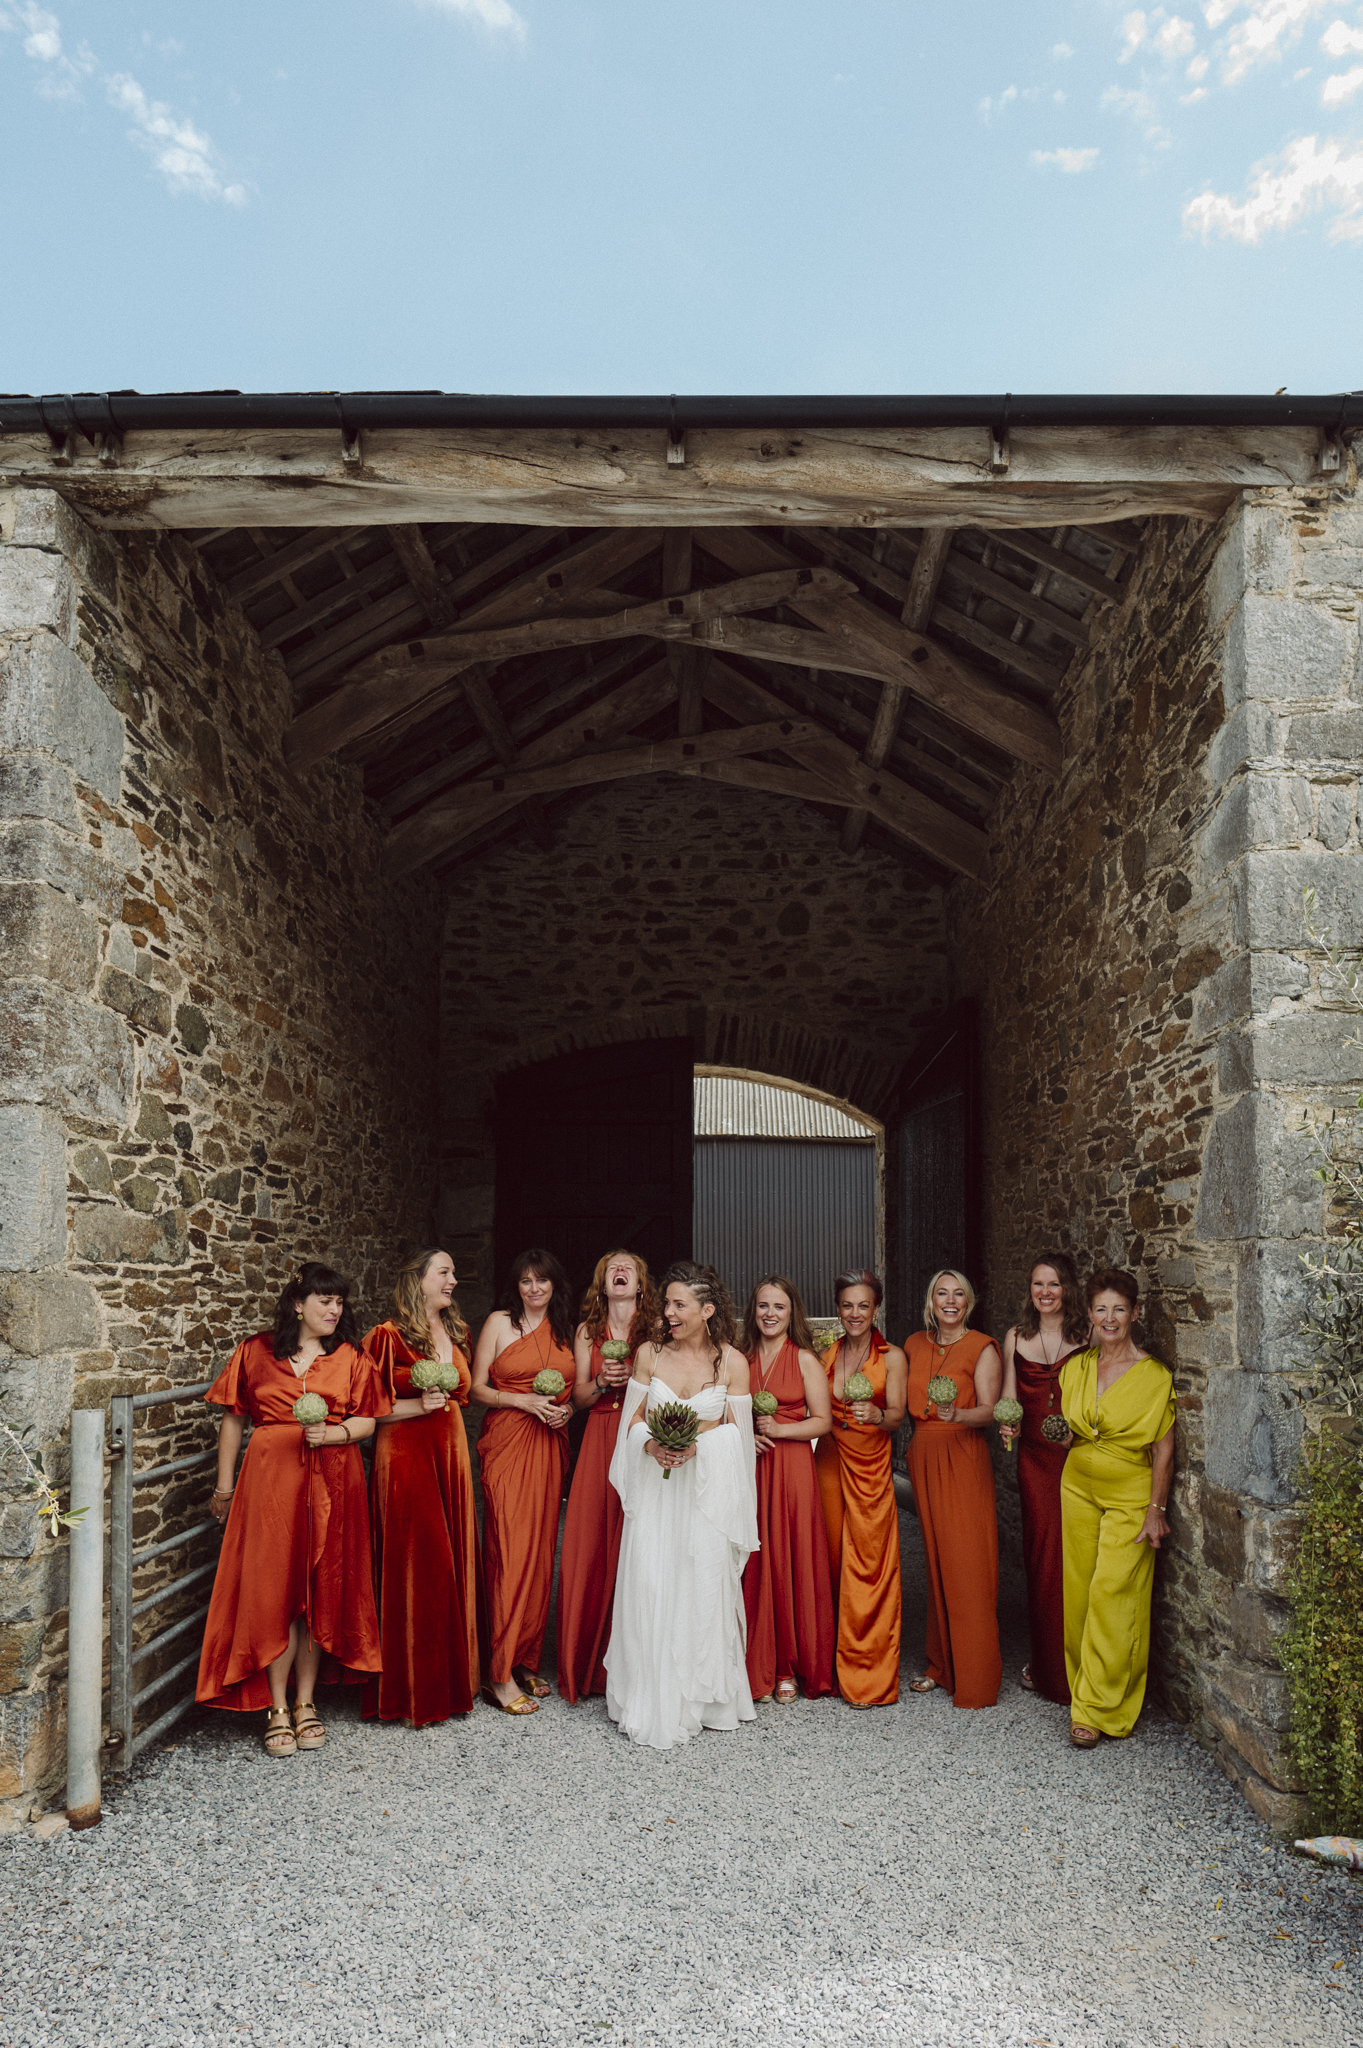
[693, 1074, 876, 1141]
[693, 1140, 878, 1317]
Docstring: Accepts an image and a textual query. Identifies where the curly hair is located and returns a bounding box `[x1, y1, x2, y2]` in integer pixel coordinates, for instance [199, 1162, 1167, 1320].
[658, 1259, 738, 1371]
[270, 1261, 359, 1361]
[390, 1247, 471, 1359]
[500, 1247, 576, 1350]
[1016, 1249, 1090, 1347]
[740, 1272, 817, 1359]
[579, 1248, 660, 1352]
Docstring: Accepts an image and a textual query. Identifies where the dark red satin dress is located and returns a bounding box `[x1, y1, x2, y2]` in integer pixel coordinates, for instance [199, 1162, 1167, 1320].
[362, 1322, 487, 1726]
[743, 1340, 836, 1701]
[1014, 1340, 1083, 1705]
[556, 1339, 627, 1702]
[196, 1335, 390, 1711]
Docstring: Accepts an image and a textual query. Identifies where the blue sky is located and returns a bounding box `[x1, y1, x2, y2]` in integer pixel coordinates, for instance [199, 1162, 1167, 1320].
[3, 0, 1362, 395]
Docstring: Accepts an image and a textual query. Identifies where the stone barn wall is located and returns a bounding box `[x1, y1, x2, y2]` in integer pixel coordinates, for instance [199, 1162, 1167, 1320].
[0, 491, 439, 1811]
[439, 775, 949, 1320]
[955, 484, 1363, 1825]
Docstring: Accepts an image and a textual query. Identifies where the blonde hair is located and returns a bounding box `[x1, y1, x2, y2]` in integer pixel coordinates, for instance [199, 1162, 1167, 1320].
[391, 1247, 470, 1360]
[923, 1267, 977, 1336]
[579, 1249, 661, 1352]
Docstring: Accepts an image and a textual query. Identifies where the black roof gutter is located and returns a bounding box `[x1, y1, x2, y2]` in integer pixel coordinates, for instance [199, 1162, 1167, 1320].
[2, 389, 1360, 442]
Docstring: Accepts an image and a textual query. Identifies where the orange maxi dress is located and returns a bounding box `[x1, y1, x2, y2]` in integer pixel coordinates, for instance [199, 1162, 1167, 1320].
[904, 1328, 1003, 1709]
[362, 1322, 486, 1726]
[556, 1338, 628, 1702]
[478, 1324, 575, 1686]
[196, 1335, 390, 1711]
[815, 1331, 901, 1706]
[743, 1340, 836, 1701]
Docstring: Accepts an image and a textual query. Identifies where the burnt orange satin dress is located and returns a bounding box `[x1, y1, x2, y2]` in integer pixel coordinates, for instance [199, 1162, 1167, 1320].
[362, 1322, 486, 1725]
[556, 1338, 627, 1703]
[815, 1332, 901, 1706]
[478, 1324, 575, 1685]
[904, 1328, 1002, 1709]
[743, 1340, 836, 1700]
[196, 1335, 390, 1711]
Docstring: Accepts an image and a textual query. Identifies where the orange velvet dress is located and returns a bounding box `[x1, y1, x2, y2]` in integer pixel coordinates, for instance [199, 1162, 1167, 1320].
[196, 1335, 390, 1711]
[904, 1328, 1003, 1709]
[362, 1322, 486, 1726]
[815, 1332, 901, 1706]
[744, 1340, 836, 1701]
[478, 1324, 575, 1685]
[556, 1338, 628, 1702]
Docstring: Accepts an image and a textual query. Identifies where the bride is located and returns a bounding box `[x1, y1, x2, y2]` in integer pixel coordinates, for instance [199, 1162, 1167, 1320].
[605, 1261, 759, 1750]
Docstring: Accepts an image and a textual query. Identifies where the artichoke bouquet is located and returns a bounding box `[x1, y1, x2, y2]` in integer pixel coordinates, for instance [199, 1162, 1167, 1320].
[993, 1397, 1024, 1451]
[599, 1340, 631, 1370]
[841, 1372, 873, 1429]
[1040, 1412, 1073, 1445]
[646, 1401, 700, 1477]
[531, 1368, 567, 1399]
[292, 1391, 328, 1431]
[410, 1357, 459, 1395]
[925, 1375, 958, 1417]
[752, 1391, 779, 1419]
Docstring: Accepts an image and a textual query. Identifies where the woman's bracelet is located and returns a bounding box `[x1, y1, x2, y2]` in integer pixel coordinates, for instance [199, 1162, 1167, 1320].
[212, 1487, 234, 1499]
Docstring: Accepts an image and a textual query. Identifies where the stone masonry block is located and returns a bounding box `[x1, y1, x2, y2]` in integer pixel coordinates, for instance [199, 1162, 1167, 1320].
[1193, 1092, 1320, 1243]
[0, 758, 78, 833]
[1287, 707, 1363, 761]
[0, 550, 76, 644]
[1222, 593, 1354, 710]
[1316, 782, 1355, 849]
[98, 967, 171, 1038]
[1235, 1236, 1317, 1376]
[0, 633, 123, 804]
[71, 1204, 188, 1267]
[1204, 1367, 1302, 1502]
[0, 883, 99, 995]
[1205, 505, 1293, 628]
[0, 1508, 39, 1562]
[1230, 849, 1363, 950]
[0, 1107, 65, 1272]
[1202, 1681, 1296, 1790]
[1206, 701, 1283, 787]
[0, 983, 136, 1125]
[0, 1273, 101, 1354]
[1244, 1006, 1363, 1090]
[1199, 775, 1311, 875]
[1193, 951, 1309, 1037]
[0, 821, 123, 921]
[0, 1684, 61, 1799]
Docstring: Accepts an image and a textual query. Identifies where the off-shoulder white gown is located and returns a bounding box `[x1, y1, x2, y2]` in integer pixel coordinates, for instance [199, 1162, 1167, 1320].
[604, 1363, 759, 1750]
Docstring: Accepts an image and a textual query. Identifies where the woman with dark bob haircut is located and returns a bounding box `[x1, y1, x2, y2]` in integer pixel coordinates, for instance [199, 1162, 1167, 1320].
[1058, 1268, 1175, 1749]
[471, 1248, 576, 1714]
[197, 1261, 390, 1755]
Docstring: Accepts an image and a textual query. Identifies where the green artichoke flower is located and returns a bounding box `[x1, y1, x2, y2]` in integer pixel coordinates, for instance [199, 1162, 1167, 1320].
[925, 1375, 958, 1413]
[292, 1391, 328, 1427]
[531, 1368, 566, 1398]
[752, 1390, 779, 1417]
[993, 1397, 1024, 1451]
[1041, 1412, 1072, 1445]
[599, 1340, 631, 1365]
[841, 1371, 873, 1429]
[646, 1401, 700, 1477]
[411, 1358, 459, 1394]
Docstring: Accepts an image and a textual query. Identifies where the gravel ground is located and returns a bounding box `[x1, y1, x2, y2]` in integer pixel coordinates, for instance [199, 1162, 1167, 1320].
[2, 1515, 1359, 2048]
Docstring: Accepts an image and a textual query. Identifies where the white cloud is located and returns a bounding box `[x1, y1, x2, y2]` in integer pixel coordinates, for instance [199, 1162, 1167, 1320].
[1323, 58, 1363, 95]
[1155, 13, 1199, 56]
[1101, 81, 1174, 141]
[0, 5, 245, 201]
[1322, 17, 1363, 53]
[1182, 82, 1212, 95]
[413, 0, 528, 42]
[1032, 145, 1101, 171]
[1217, 1, 1333, 85]
[1052, 41, 1075, 58]
[1120, 10, 1149, 58]
[978, 83, 1019, 122]
[1188, 50, 1211, 75]
[1184, 129, 1363, 238]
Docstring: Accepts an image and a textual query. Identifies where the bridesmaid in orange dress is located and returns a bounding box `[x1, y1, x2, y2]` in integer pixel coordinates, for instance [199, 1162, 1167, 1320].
[363, 1248, 486, 1726]
[742, 1274, 835, 1704]
[470, 1248, 575, 1714]
[904, 1267, 1004, 1709]
[556, 1249, 661, 1703]
[998, 1250, 1090, 1704]
[198, 1263, 390, 1756]
[814, 1268, 907, 1707]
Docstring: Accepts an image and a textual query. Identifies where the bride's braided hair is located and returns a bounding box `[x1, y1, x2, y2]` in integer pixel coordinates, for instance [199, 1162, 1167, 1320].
[658, 1260, 738, 1377]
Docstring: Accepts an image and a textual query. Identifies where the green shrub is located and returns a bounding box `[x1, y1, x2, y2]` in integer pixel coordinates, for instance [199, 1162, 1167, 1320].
[1279, 1428, 1363, 1834]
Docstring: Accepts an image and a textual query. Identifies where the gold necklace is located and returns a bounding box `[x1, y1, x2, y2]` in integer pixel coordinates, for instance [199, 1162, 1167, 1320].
[756, 1337, 786, 1395]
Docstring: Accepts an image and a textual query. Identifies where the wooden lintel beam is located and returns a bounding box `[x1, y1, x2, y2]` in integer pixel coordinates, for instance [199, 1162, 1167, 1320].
[453, 719, 824, 804]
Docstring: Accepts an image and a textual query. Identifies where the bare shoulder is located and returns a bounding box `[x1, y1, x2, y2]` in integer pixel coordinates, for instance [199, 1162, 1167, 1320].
[882, 1342, 909, 1371]
[632, 1342, 659, 1381]
[796, 1347, 825, 1377]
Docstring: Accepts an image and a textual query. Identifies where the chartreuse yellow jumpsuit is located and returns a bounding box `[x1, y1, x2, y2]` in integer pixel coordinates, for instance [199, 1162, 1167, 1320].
[1059, 1348, 1175, 1738]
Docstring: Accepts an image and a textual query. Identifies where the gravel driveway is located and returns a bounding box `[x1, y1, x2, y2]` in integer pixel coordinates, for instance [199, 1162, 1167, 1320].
[2, 1517, 1359, 2047]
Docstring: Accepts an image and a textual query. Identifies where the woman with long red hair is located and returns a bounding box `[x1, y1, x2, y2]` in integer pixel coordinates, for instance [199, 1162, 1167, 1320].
[740, 1273, 835, 1704]
[556, 1249, 660, 1703]
[197, 1263, 389, 1755]
[363, 1248, 486, 1726]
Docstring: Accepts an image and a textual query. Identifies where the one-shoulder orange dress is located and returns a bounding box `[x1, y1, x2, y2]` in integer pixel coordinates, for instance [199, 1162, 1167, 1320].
[904, 1328, 1002, 1709]
[196, 1334, 390, 1711]
[362, 1321, 486, 1725]
[478, 1323, 575, 1686]
[556, 1337, 627, 1703]
[744, 1339, 836, 1701]
[815, 1331, 901, 1706]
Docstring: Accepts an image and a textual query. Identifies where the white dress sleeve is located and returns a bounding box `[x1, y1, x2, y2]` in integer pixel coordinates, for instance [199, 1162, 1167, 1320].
[694, 1391, 759, 1559]
[608, 1378, 651, 1519]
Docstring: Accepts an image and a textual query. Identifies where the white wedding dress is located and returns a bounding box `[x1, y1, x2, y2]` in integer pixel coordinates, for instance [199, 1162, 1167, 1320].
[604, 1361, 759, 1751]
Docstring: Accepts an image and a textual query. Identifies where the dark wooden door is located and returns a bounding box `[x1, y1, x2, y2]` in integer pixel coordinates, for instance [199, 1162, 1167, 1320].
[494, 1036, 694, 1296]
[888, 1001, 982, 1336]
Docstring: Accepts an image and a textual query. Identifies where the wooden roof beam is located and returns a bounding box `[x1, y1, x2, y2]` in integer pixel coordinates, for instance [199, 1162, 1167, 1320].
[840, 526, 955, 854]
[449, 719, 825, 805]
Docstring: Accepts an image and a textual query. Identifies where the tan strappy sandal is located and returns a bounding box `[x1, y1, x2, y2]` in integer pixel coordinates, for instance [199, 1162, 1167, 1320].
[263, 1707, 296, 1756]
[292, 1701, 326, 1750]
